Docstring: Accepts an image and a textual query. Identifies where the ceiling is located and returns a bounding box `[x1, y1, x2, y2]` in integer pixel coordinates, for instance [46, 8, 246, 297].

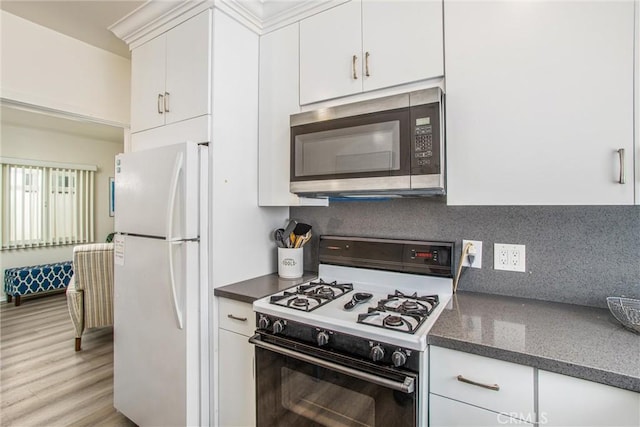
[0, 0, 146, 58]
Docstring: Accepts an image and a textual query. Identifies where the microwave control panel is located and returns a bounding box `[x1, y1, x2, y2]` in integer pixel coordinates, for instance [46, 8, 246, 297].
[411, 103, 440, 174]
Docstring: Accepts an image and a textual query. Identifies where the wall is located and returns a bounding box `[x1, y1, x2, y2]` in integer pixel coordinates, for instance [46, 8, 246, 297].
[1, 120, 123, 298]
[292, 200, 640, 308]
[0, 10, 131, 126]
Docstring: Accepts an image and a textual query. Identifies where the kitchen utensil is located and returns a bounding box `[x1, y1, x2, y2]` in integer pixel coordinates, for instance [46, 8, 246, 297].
[294, 231, 312, 248]
[606, 297, 640, 334]
[344, 292, 373, 310]
[283, 220, 297, 247]
[293, 223, 312, 236]
[273, 228, 286, 248]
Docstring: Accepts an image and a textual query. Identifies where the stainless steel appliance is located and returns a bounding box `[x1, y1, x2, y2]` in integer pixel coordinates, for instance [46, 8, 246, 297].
[251, 236, 454, 427]
[290, 88, 445, 197]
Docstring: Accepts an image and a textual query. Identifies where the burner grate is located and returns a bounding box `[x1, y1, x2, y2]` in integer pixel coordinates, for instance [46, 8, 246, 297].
[357, 291, 439, 334]
[269, 278, 353, 312]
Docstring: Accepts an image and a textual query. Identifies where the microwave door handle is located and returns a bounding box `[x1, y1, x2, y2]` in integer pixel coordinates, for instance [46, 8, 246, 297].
[249, 334, 415, 394]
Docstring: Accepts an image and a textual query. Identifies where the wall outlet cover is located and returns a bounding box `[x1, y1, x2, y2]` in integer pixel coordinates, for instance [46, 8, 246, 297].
[462, 240, 482, 268]
[494, 243, 526, 272]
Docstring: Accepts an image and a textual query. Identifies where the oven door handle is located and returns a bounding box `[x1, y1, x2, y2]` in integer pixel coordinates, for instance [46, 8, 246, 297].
[249, 334, 415, 394]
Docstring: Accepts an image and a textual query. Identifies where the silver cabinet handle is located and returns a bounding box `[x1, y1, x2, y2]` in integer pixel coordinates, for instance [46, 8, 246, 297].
[227, 314, 247, 322]
[457, 375, 500, 391]
[617, 148, 625, 184]
[352, 55, 358, 80]
[365, 51, 370, 77]
[164, 91, 170, 113]
[157, 93, 164, 114]
[250, 334, 415, 394]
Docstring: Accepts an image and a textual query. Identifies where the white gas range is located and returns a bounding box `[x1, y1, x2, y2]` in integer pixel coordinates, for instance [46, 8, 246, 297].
[251, 236, 454, 427]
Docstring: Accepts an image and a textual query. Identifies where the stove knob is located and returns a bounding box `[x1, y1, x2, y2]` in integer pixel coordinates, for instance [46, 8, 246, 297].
[392, 350, 407, 367]
[272, 319, 285, 334]
[370, 345, 385, 362]
[258, 315, 270, 330]
[316, 331, 330, 347]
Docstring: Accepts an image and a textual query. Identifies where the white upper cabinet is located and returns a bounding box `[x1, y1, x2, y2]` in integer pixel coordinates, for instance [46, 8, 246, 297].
[131, 34, 166, 132]
[361, 0, 443, 93]
[299, 0, 444, 105]
[130, 10, 211, 134]
[445, 1, 635, 205]
[258, 23, 329, 207]
[259, 23, 302, 206]
[299, 0, 362, 105]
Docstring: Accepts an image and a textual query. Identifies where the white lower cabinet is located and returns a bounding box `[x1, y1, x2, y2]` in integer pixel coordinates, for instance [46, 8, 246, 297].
[538, 370, 640, 427]
[430, 394, 532, 427]
[429, 346, 535, 420]
[218, 298, 255, 427]
[430, 346, 640, 427]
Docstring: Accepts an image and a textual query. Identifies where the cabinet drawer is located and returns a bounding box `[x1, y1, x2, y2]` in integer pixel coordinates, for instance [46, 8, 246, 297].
[430, 346, 534, 417]
[218, 298, 255, 336]
[430, 394, 533, 427]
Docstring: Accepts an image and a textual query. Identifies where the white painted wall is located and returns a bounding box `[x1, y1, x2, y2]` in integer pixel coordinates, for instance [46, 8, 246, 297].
[0, 10, 131, 126]
[0, 121, 123, 299]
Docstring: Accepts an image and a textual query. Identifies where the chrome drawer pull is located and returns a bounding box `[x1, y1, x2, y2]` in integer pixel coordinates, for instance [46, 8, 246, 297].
[227, 314, 247, 322]
[617, 148, 625, 184]
[157, 93, 164, 114]
[457, 375, 500, 391]
[352, 55, 358, 80]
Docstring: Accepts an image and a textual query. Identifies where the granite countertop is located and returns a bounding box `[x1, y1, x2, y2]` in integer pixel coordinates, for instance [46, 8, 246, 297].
[213, 271, 318, 304]
[428, 291, 640, 393]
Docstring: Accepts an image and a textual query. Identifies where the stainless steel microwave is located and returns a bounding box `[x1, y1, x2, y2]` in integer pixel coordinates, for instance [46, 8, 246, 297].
[290, 87, 445, 197]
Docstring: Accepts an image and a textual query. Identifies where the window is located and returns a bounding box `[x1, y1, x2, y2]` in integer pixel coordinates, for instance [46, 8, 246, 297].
[1, 158, 96, 249]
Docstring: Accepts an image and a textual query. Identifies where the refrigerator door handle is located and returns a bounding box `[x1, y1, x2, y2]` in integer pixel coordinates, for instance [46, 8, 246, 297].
[166, 151, 185, 330]
[166, 152, 184, 242]
[168, 240, 184, 330]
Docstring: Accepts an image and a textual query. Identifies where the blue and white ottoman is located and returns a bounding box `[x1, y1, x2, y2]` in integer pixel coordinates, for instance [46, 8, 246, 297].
[4, 261, 73, 306]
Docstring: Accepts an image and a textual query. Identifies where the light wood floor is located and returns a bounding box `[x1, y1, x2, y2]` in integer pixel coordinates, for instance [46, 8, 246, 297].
[1, 293, 137, 427]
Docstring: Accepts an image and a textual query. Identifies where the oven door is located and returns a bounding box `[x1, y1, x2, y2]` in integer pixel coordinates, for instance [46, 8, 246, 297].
[250, 333, 418, 427]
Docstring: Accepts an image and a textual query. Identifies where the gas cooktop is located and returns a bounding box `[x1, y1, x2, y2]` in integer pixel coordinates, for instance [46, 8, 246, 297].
[254, 236, 455, 351]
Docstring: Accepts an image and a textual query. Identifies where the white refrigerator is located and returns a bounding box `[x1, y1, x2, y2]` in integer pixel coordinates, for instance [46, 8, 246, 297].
[113, 141, 209, 427]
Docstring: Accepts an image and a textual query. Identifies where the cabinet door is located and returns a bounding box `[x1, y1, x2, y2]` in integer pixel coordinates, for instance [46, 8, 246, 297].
[430, 394, 533, 427]
[445, 1, 635, 205]
[131, 34, 166, 133]
[362, 0, 443, 92]
[538, 370, 640, 427]
[219, 328, 256, 427]
[165, 10, 211, 126]
[299, 0, 362, 105]
[259, 23, 301, 206]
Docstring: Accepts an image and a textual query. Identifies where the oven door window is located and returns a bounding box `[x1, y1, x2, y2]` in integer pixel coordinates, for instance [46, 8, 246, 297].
[291, 108, 411, 181]
[256, 346, 417, 427]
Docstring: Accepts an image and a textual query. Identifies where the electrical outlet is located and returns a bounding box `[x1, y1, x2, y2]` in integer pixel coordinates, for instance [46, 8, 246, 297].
[462, 240, 482, 268]
[494, 243, 526, 272]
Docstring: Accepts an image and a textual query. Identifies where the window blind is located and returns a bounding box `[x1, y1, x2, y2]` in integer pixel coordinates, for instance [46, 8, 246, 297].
[1, 160, 95, 249]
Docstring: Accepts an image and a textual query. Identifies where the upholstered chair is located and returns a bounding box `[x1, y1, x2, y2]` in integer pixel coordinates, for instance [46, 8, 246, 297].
[66, 243, 114, 351]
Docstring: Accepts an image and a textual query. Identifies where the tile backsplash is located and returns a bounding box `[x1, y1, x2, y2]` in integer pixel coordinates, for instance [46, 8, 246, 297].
[291, 199, 640, 308]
